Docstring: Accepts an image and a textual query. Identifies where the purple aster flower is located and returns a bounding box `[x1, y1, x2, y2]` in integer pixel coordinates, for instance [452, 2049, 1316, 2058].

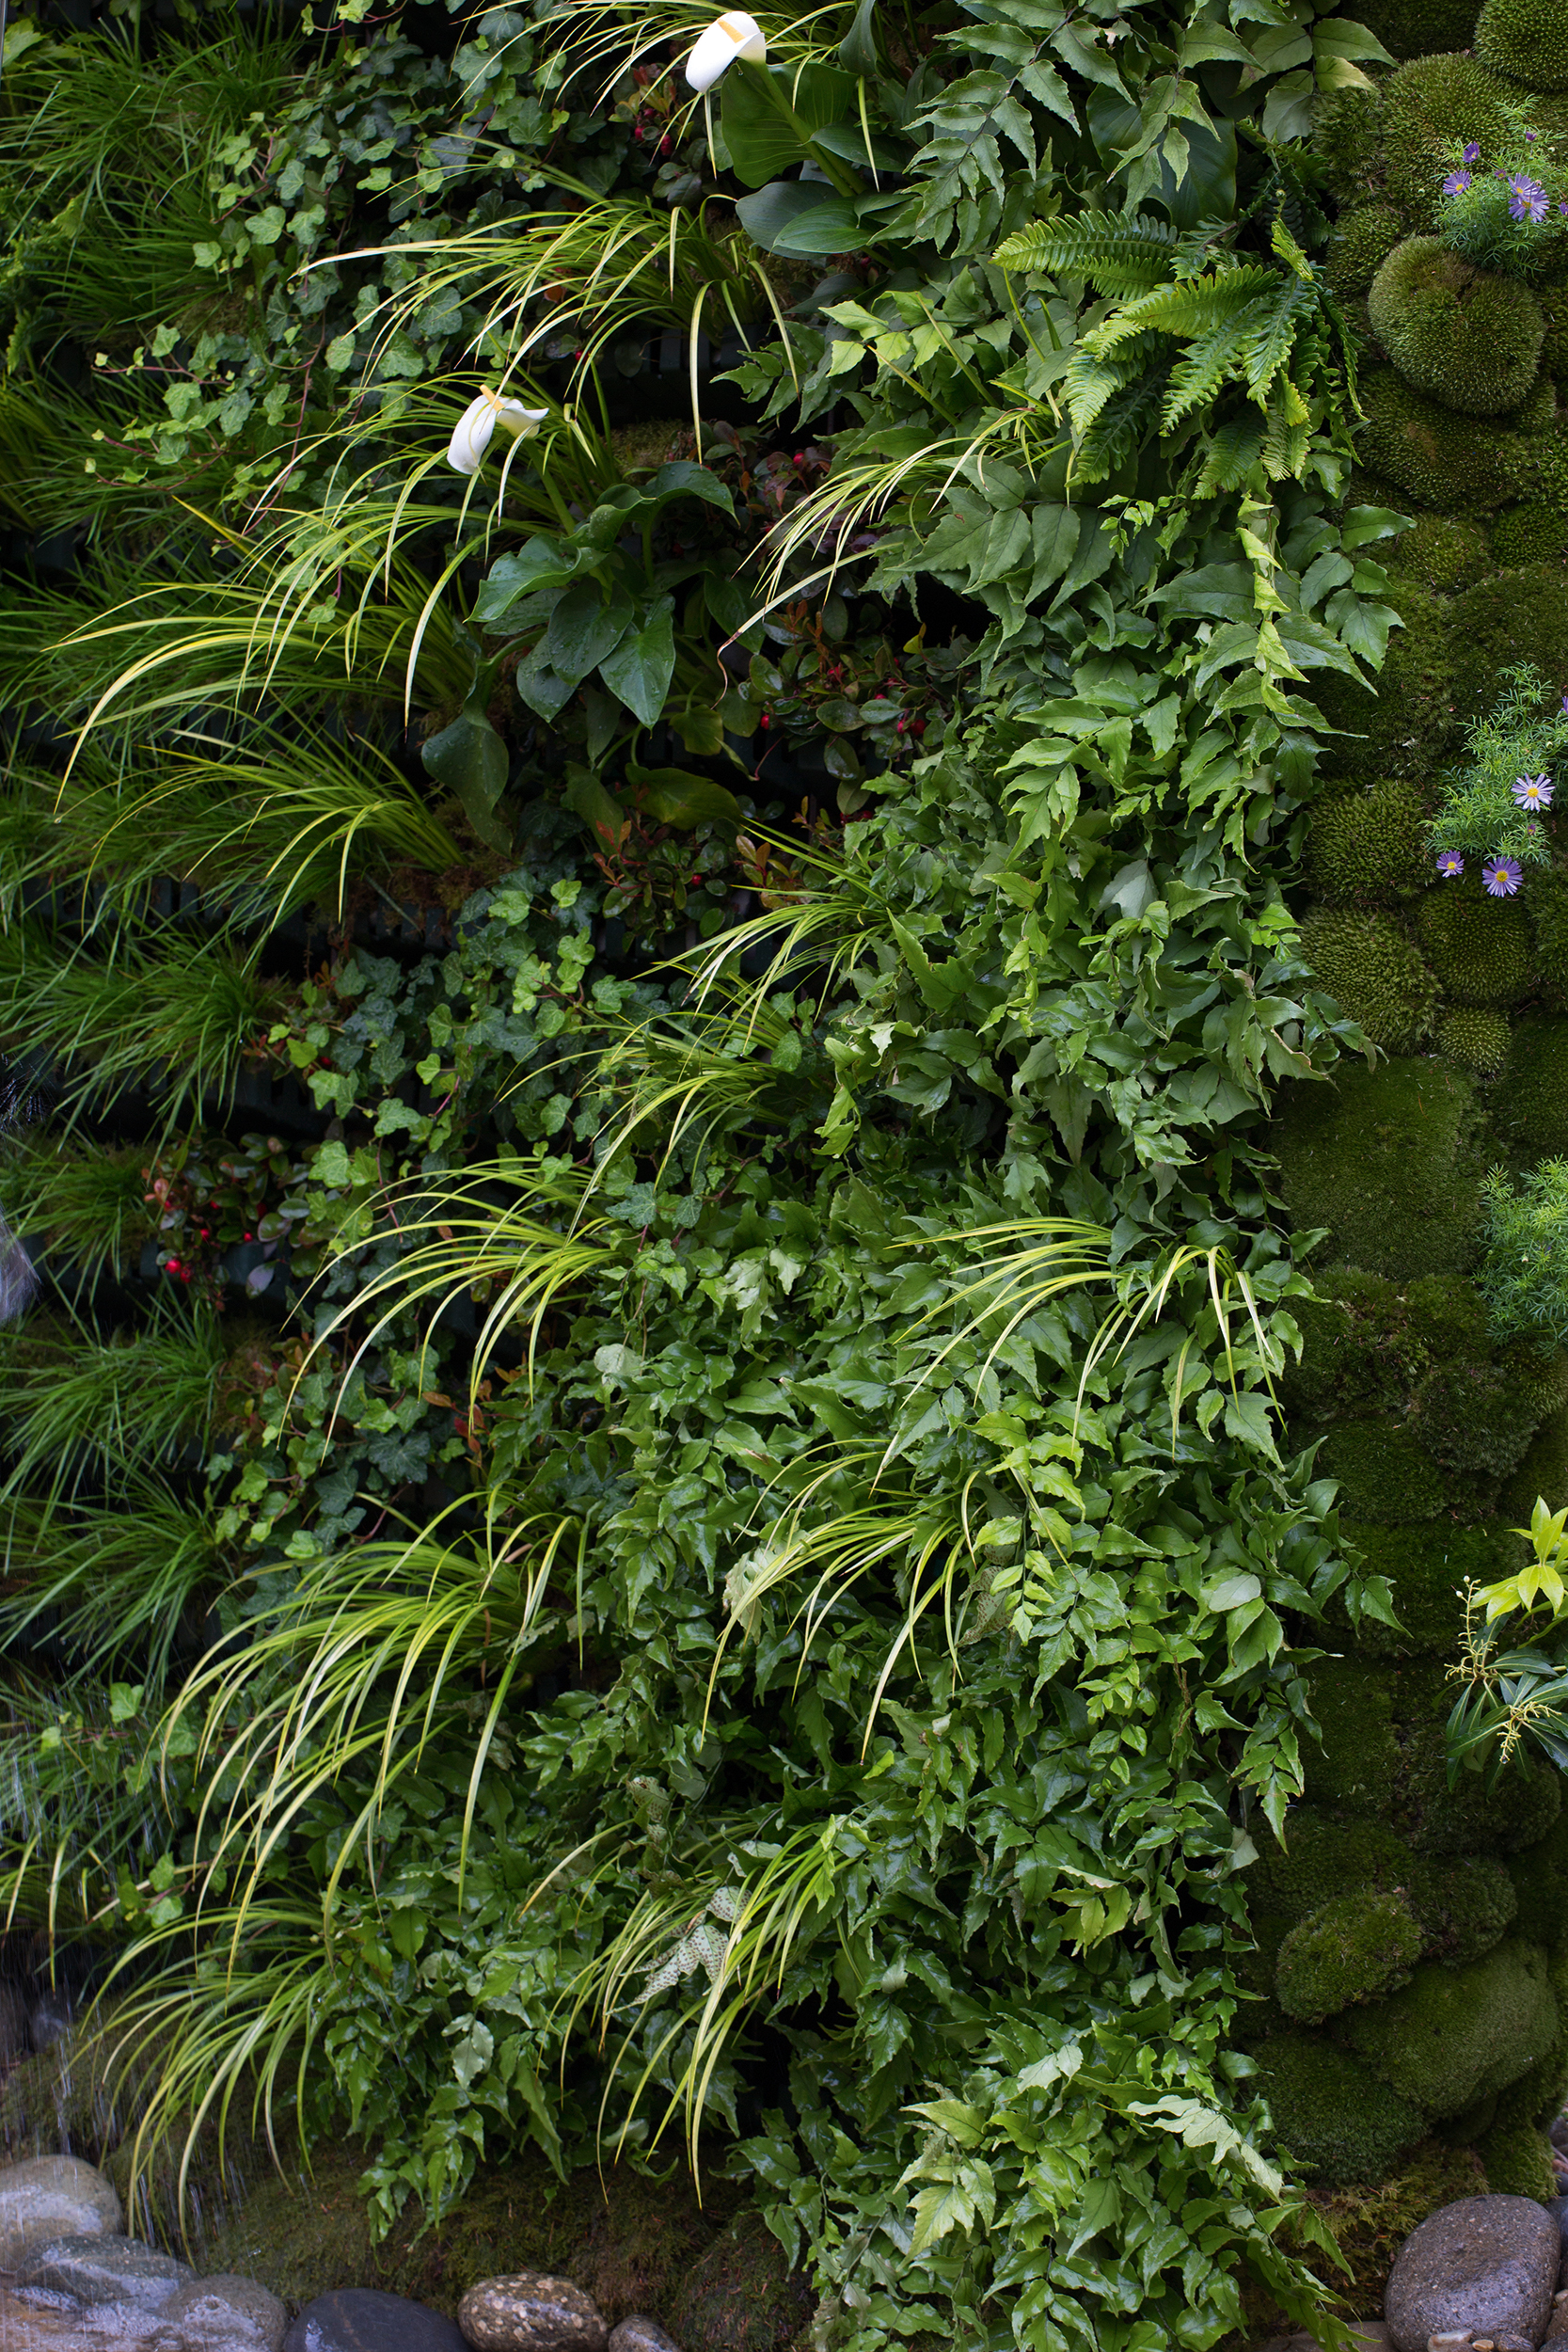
[1528, 130, 1540, 142]
[1464, 142, 1481, 165]
[1513, 772, 1554, 810]
[1444, 169, 1473, 196]
[1484, 855, 1524, 897]
[1509, 174, 1549, 223]
[1436, 850, 1465, 879]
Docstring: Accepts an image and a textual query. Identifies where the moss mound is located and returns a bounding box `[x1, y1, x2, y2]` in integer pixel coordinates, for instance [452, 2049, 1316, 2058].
[1369, 237, 1545, 415]
[1275, 1889, 1422, 2023]
[1269, 1057, 1485, 1280]
[1359, 366, 1529, 512]
[1254, 2031, 1425, 2182]
[1319, 1418, 1449, 1520]
[1438, 1004, 1513, 1071]
[1312, 572, 1458, 778]
[1528, 869, 1568, 1002]
[1301, 909, 1441, 1048]
[1352, 0, 1481, 59]
[1508, 1809, 1568, 1941]
[1307, 780, 1433, 906]
[1476, 0, 1568, 90]
[1342, 1938, 1560, 2117]
[1418, 875, 1533, 1005]
[1499, 1014, 1568, 1154]
[1386, 511, 1491, 591]
[1328, 203, 1412, 300]
[1381, 54, 1520, 224]
[1491, 500, 1568, 567]
[1341, 1520, 1515, 1656]
[1475, 2120, 1557, 2195]
[1449, 563, 1568, 721]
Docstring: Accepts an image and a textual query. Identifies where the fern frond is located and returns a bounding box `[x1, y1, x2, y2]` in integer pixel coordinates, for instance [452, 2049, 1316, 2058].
[1261, 375, 1313, 482]
[1193, 413, 1265, 497]
[1085, 265, 1279, 358]
[1063, 340, 1158, 437]
[1242, 278, 1312, 404]
[992, 212, 1177, 294]
[1162, 321, 1253, 430]
[1079, 368, 1168, 481]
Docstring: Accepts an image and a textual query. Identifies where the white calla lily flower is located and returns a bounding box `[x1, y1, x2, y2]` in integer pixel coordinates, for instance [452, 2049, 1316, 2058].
[446, 391, 549, 476]
[685, 10, 766, 93]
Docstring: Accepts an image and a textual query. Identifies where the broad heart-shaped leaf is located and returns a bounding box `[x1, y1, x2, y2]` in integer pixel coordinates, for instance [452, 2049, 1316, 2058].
[599, 597, 676, 728]
[721, 60, 856, 188]
[470, 536, 578, 627]
[736, 181, 853, 258]
[625, 763, 744, 830]
[594, 462, 735, 526]
[837, 0, 878, 76]
[544, 582, 633, 687]
[421, 657, 512, 850]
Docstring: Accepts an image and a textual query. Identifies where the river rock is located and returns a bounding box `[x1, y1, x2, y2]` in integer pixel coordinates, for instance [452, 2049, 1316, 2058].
[17, 2235, 194, 2308]
[0, 2158, 123, 2265]
[457, 2274, 609, 2352]
[609, 2321, 680, 2352]
[1386, 2196, 1560, 2352]
[157, 2273, 288, 2352]
[282, 2287, 468, 2352]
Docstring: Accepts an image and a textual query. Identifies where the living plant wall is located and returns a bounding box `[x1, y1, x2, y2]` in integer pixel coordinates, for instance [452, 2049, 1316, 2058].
[1227, 0, 1568, 2218]
[4, 0, 1546, 2339]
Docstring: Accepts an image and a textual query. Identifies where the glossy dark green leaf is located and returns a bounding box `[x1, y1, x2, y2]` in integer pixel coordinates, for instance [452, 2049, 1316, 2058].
[421, 657, 511, 850]
[599, 597, 676, 728]
[471, 538, 578, 627]
[720, 60, 856, 188]
[543, 583, 633, 686]
[626, 762, 744, 830]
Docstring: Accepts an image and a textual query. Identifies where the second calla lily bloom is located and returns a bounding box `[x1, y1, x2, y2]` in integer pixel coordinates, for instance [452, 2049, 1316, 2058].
[446, 391, 549, 476]
[685, 11, 766, 92]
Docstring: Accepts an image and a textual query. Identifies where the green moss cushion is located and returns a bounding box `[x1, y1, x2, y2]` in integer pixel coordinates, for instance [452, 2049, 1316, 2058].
[1418, 874, 1533, 1005]
[1381, 54, 1520, 225]
[1301, 910, 1441, 1050]
[1307, 781, 1433, 906]
[1328, 204, 1412, 300]
[1269, 1057, 1485, 1281]
[1369, 238, 1545, 414]
[1343, 1938, 1560, 2117]
[1498, 1015, 1568, 1155]
[1411, 1856, 1520, 1966]
[1319, 1419, 1449, 1520]
[1342, 1521, 1517, 1656]
[1311, 573, 1458, 779]
[1475, 2122, 1557, 2194]
[1359, 366, 1529, 512]
[1352, 0, 1481, 60]
[1275, 1889, 1422, 2023]
[1449, 564, 1568, 720]
[1476, 0, 1568, 90]
[1490, 501, 1568, 567]
[1254, 2031, 1426, 2182]
[1438, 1005, 1513, 1071]
[1528, 871, 1568, 1003]
[1503, 1400, 1568, 1518]
[1250, 1806, 1422, 1919]
[1505, 1808, 1568, 1942]
[1386, 513, 1491, 592]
